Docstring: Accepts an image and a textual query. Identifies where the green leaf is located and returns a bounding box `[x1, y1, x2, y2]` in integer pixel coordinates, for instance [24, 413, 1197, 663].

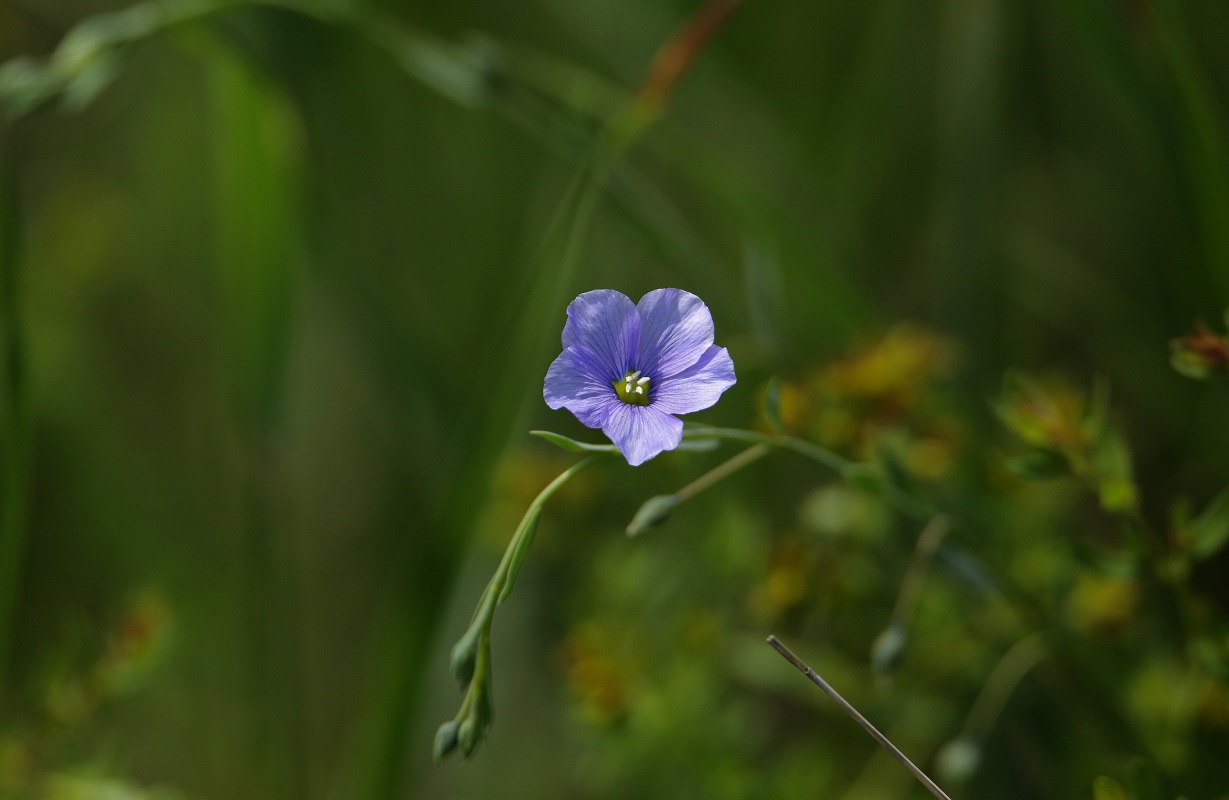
[1092, 775, 1129, 800]
[995, 371, 1051, 447]
[1083, 375, 1111, 439]
[529, 430, 619, 453]
[763, 376, 786, 434]
[1171, 348, 1214, 380]
[1093, 428, 1138, 514]
[1003, 449, 1068, 479]
[841, 462, 887, 495]
[876, 441, 932, 515]
[1128, 758, 1164, 800]
[1188, 487, 1229, 560]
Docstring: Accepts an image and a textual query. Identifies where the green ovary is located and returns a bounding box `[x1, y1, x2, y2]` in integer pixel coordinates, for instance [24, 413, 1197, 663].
[613, 370, 652, 406]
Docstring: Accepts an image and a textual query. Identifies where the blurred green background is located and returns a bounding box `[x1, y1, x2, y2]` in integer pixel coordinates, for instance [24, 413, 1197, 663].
[1, 0, 1229, 798]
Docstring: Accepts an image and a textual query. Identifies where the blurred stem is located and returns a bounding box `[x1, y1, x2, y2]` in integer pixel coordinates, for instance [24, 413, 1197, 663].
[684, 426, 849, 471]
[437, 455, 603, 760]
[676, 443, 769, 502]
[0, 121, 28, 710]
[626, 444, 768, 536]
[682, 426, 931, 519]
[889, 515, 950, 627]
[202, 37, 305, 798]
[1150, 0, 1229, 301]
[635, 0, 744, 114]
[959, 633, 1047, 743]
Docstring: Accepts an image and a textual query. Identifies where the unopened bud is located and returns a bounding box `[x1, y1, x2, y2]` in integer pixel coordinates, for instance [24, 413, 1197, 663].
[457, 718, 479, 758]
[870, 622, 908, 674]
[626, 495, 679, 537]
[450, 631, 479, 685]
[433, 720, 460, 761]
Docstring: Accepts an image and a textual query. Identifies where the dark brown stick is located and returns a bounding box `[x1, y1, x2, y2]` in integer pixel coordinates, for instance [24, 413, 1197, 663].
[766, 635, 953, 800]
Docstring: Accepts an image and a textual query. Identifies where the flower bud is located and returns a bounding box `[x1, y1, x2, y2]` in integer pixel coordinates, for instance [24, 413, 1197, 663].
[432, 720, 460, 761]
[457, 718, 479, 758]
[626, 495, 679, 537]
[870, 622, 908, 674]
[449, 630, 479, 685]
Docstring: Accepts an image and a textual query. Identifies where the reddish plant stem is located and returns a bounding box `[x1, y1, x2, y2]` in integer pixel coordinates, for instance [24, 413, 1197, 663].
[637, 0, 747, 114]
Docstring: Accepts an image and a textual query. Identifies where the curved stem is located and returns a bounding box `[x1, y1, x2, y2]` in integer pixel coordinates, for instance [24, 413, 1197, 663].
[439, 454, 604, 760]
[684, 426, 849, 471]
[961, 633, 1048, 742]
[889, 515, 951, 627]
[683, 426, 933, 519]
[675, 443, 769, 502]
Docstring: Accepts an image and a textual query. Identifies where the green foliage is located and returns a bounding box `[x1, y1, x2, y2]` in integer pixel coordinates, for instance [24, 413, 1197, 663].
[2, 0, 1229, 798]
[1183, 488, 1229, 561]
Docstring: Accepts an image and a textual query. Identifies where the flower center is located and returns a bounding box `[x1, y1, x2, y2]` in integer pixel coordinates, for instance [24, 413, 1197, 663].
[613, 370, 651, 406]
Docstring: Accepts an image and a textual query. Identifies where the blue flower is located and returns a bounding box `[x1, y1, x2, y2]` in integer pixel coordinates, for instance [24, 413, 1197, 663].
[544, 289, 737, 466]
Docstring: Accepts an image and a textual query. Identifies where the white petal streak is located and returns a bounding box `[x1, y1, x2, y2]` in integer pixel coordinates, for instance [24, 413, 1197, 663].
[651, 345, 736, 416]
[602, 404, 684, 466]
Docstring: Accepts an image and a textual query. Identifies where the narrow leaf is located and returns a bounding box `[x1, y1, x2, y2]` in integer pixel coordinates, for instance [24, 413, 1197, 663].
[763, 376, 786, 434]
[1189, 487, 1229, 560]
[530, 430, 619, 453]
[496, 511, 542, 604]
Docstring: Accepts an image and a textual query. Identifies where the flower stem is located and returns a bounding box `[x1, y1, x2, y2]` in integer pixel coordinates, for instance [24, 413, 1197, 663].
[767, 636, 954, 800]
[889, 515, 951, 627]
[683, 426, 933, 520]
[0, 121, 29, 709]
[675, 443, 769, 502]
[635, 0, 746, 115]
[960, 633, 1048, 742]
[439, 454, 604, 760]
[684, 426, 849, 471]
[625, 444, 768, 536]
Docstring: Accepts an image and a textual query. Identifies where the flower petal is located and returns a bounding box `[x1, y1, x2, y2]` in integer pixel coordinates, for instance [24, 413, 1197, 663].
[651, 345, 736, 415]
[602, 404, 684, 466]
[635, 288, 715, 380]
[561, 290, 640, 381]
[544, 346, 620, 428]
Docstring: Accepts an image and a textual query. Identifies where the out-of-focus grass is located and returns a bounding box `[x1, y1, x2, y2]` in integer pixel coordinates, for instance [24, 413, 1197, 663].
[0, 1, 1228, 799]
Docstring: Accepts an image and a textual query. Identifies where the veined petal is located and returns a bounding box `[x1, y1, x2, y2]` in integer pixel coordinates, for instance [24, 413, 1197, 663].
[561, 290, 640, 381]
[635, 288, 715, 379]
[544, 347, 620, 428]
[602, 404, 684, 466]
[651, 345, 736, 415]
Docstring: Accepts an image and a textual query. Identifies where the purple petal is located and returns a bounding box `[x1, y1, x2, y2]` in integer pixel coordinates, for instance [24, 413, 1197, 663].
[635, 289, 715, 380]
[561, 290, 640, 381]
[651, 345, 736, 415]
[544, 346, 620, 428]
[602, 404, 684, 466]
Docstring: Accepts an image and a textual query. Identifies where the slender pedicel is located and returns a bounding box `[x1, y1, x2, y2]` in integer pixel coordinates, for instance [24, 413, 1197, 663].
[626, 444, 769, 536]
[872, 515, 952, 673]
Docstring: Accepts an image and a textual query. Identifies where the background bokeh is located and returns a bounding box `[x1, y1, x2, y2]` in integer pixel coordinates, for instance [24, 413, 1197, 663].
[1, 0, 1228, 798]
